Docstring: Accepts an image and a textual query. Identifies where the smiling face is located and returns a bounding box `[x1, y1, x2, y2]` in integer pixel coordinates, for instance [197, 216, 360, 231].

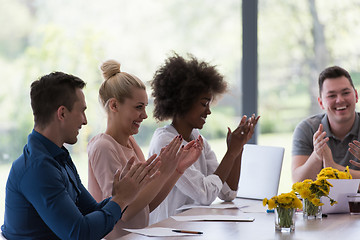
[182, 92, 212, 130]
[318, 76, 358, 126]
[63, 88, 88, 145]
[117, 87, 148, 137]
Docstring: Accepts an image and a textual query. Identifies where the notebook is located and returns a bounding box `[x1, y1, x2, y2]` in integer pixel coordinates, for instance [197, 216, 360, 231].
[236, 144, 285, 200]
[321, 178, 360, 214]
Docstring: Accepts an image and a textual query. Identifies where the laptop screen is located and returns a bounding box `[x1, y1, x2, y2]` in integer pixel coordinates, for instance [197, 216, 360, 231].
[236, 144, 285, 200]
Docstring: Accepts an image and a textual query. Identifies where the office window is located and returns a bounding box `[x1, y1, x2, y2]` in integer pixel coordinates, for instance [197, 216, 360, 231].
[258, 0, 360, 192]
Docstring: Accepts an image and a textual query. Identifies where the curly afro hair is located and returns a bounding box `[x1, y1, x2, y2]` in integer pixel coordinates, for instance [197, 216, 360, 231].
[151, 53, 227, 121]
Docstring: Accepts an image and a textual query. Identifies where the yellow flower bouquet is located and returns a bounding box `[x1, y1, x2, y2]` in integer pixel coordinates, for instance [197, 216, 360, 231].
[292, 178, 337, 207]
[263, 192, 303, 210]
[317, 166, 352, 180]
[292, 177, 337, 219]
[263, 192, 302, 232]
[292, 167, 351, 219]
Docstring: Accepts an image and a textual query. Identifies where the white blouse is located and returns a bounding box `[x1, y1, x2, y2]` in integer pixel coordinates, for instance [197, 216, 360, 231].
[148, 125, 237, 224]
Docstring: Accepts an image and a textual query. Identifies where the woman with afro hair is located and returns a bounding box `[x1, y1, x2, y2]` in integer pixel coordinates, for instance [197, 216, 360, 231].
[148, 53, 260, 224]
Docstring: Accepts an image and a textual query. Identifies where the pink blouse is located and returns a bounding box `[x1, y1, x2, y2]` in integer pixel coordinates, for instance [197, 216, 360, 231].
[87, 133, 149, 239]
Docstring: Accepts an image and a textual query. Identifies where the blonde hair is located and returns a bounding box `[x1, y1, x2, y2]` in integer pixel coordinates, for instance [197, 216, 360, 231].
[99, 59, 145, 109]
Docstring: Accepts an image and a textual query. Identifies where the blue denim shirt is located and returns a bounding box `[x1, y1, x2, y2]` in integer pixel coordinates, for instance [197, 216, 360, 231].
[1, 130, 122, 240]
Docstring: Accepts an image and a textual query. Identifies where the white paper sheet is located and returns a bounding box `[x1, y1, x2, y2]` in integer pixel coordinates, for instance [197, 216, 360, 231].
[176, 202, 243, 211]
[240, 203, 268, 213]
[171, 214, 255, 222]
[123, 227, 201, 237]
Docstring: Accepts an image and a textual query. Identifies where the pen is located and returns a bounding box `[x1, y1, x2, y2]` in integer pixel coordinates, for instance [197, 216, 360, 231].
[172, 229, 203, 234]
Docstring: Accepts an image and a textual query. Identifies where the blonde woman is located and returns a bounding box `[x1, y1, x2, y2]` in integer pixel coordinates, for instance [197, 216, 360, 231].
[87, 59, 202, 239]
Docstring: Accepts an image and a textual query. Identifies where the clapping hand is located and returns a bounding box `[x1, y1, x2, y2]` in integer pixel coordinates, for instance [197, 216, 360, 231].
[111, 155, 161, 208]
[349, 140, 360, 168]
[313, 124, 338, 168]
[243, 114, 260, 143]
[313, 124, 330, 160]
[226, 114, 260, 157]
[175, 135, 204, 174]
[156, 135, 183, 175]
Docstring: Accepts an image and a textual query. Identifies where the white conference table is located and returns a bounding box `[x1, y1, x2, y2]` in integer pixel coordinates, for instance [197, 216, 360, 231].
[120, 198, 360, 240]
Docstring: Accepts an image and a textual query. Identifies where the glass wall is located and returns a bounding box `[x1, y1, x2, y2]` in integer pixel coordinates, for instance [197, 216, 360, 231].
[258, 0, 360, 193]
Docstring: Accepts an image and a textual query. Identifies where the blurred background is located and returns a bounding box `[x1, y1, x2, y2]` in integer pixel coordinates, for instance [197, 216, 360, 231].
[2, 0, 360, 223]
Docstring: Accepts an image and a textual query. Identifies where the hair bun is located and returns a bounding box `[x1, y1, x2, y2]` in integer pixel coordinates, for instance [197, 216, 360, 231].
[101, 59, 121, 80]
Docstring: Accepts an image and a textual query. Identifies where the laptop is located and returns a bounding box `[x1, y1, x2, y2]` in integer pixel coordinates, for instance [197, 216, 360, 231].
[236, 144, 285, 200]
[321, 178, 360, 214]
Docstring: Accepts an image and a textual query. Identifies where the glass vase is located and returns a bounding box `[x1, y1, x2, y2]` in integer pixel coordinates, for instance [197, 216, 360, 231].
[303, 198, 322, 220]
[275, 207, 295, 232]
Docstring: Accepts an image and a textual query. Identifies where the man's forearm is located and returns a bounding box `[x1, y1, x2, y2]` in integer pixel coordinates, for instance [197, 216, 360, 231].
[292, 152, 323, 182]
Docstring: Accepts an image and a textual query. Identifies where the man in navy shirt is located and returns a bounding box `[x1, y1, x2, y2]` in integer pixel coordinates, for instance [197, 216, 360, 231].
[1, 72, 159, 239]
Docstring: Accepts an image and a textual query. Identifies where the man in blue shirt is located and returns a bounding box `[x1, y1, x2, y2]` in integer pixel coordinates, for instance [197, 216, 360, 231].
[1, 72, 160, 240]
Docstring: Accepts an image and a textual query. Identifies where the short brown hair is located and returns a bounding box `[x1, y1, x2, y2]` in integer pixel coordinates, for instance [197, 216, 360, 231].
[318, 66, 354, 96]
[30, 72, 86, 128]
